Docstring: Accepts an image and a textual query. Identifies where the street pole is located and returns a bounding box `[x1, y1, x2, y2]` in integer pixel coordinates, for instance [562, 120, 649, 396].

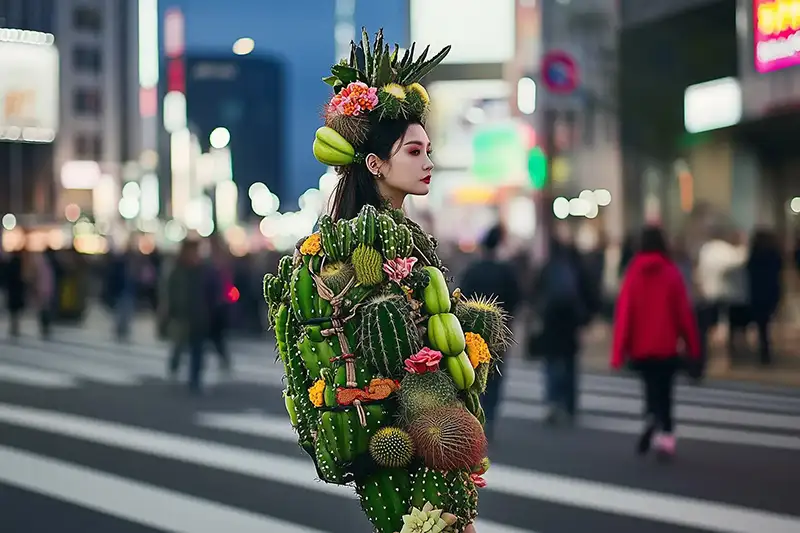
[334, 0, 356, 62]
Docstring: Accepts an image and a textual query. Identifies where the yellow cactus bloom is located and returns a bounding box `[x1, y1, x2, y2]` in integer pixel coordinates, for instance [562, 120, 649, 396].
[300, 233, 322, 255]
[465, 332, 491, 368]
[308, 379, 325, 407]
[382, 83, 407, 100]
[407, 83, 430, 105]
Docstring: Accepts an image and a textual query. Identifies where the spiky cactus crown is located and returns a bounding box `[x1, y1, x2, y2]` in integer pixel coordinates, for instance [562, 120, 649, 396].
[321, 27, 450, 148]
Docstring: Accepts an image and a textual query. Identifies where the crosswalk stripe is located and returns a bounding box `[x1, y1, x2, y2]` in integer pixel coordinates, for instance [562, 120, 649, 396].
[0, 445, 326, 533]
[501, 403, 800, 450]
[483, 463, 800, 533]
[0, 403, 536, 533]
[503, 378, 800, 413]
[504, 394, 800, 431]
[0, 362, 77, 389]
[38, 327, 800, 408]
[0, 345, 140, 386]
[1, 403, 798, 533]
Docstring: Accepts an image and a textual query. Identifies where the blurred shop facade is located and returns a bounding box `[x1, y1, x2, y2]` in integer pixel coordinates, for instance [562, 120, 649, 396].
[405, 0, 623, 259]
[620, 0, 800, 249]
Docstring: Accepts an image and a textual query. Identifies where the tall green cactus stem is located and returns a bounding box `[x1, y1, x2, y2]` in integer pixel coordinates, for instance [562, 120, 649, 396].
[396, 224, 414, 257]
[410, 467, 478, 532]
[359, 294, 422, 379]
[314, 434, 346, 484]
[318, 215, 340, 260]
[356, 468, 413, 533]
[336, 219, 356, 258]
[377, 213, 398, 259]
[356, 204, 378, 246]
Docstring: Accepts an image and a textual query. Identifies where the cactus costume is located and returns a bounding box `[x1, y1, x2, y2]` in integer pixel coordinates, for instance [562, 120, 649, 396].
[263, 28, 513, 533]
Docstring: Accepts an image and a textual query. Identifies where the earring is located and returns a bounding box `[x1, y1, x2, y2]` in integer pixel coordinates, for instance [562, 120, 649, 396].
[374, 172, 383, 180]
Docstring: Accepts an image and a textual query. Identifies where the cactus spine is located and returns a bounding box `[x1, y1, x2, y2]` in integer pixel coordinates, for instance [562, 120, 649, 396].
[359, 294, 422, 379]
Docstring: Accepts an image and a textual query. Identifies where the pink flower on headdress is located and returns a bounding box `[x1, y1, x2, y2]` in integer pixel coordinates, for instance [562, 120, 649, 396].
[328, 81, 378, 116]
[404, 347, 443, 374]
[382, 256, 418, 283]
[470, 473, 487, 488]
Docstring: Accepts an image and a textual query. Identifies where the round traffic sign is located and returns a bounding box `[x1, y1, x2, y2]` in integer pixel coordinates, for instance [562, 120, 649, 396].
[541, 51, 578, 94]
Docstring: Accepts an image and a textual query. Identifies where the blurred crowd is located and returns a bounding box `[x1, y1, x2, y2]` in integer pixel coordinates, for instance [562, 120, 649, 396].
[2, 221, 799, 413]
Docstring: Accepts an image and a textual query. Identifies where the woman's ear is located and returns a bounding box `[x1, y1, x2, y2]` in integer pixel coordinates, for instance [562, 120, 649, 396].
[365, 153, 382, 177]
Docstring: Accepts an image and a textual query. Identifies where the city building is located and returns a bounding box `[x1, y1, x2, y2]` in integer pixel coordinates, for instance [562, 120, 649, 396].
[0, 0, 59, 222]
[619, 0, 800, 241]
[184, 53, 286, 222]
[54, 0, 159, 228]
[0, 0, 159, 232]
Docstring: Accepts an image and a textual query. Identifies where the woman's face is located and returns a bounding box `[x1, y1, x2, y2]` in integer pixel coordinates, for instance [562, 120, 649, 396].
[372, 124, 434, 204]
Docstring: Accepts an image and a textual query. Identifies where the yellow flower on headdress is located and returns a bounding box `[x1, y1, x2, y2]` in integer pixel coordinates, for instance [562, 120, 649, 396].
[300, 233, 322, 256]
[308, 379, 326, 407]
[465, 332, 491, 368]
[382, 83, 407, 100]
[407, 83, 430, 105]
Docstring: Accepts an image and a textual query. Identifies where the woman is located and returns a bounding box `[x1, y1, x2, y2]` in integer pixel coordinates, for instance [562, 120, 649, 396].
[746, 229, 783, 365]
[265, 30, 493, 533]
[611, 226, 700, 458]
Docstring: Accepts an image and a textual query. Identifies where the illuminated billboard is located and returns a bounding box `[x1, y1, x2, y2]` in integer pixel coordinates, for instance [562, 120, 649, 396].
[410, 0, 515, 64]
[754, 0, 800, 73]
[0, 38, 59, 142]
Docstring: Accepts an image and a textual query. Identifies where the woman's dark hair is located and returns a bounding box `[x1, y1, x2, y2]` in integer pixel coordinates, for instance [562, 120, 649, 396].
[328, 116, 421, 221]
[639, 225, 669, 255]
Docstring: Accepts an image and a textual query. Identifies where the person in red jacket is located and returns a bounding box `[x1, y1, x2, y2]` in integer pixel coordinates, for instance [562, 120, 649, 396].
[612, 226, 700, 458]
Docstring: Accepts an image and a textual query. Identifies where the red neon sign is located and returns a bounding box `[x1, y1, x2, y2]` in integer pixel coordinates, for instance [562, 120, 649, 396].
[754, 0, 800, 73]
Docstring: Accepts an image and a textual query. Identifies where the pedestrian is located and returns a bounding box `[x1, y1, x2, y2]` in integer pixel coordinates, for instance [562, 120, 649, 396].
[535, 222, 595, 425]
[611, 225, 700, 458]
[459, 224, 521, 442]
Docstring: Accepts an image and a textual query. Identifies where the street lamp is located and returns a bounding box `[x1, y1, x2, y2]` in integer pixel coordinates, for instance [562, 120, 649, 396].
[233, 37, 255, 55]
[210, 127, 230, 149]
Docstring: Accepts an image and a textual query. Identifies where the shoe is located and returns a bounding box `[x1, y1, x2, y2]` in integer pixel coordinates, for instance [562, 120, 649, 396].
[653, 433, 676, 459]
[636, 419, 656, 455]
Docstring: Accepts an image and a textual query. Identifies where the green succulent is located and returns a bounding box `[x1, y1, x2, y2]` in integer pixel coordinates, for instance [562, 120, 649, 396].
[400, 502, 458, 533]
[322, 28, 451, 91]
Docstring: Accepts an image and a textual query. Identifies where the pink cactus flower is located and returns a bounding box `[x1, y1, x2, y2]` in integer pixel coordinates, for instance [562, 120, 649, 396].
[404, 347, 443, 374]
[382, 256, 418, 283]
[470, 473, 487, 488]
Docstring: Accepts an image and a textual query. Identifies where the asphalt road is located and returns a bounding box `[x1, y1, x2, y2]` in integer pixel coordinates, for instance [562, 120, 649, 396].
[0, 314, 799, 533]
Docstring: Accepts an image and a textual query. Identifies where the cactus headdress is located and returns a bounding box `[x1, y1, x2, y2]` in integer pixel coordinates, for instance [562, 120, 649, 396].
[313, 28, 451, 167]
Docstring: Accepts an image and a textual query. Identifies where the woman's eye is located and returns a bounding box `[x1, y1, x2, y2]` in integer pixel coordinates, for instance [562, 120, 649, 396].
[410, 149, 420, 156]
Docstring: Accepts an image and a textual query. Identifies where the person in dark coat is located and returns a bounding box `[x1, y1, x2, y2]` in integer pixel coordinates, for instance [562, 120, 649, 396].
[746, 229, 783, 366]
[459, 225, 521, 441]
[3, 251, 26, 337]
[535, 222, 595, 425]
